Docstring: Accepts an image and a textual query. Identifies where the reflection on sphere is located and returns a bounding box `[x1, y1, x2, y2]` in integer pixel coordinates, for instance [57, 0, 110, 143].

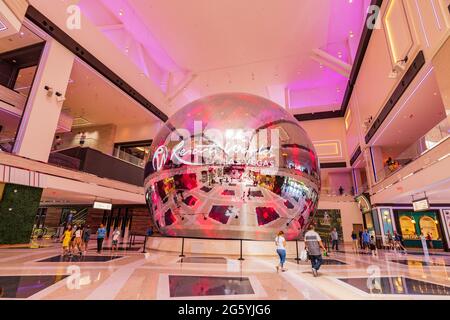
[144, 93, 320, 240]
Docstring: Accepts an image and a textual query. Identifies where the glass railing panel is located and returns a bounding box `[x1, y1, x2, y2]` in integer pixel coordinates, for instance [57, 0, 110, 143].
[376, 114, 450, 182]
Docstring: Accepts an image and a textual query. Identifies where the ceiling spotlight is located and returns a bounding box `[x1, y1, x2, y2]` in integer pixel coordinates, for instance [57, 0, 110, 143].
[349, 31, 354, 38]
[119, 10, 124, 16]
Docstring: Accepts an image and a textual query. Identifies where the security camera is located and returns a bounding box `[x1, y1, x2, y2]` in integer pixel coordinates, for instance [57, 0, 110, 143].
[388, 57, 408, 79]
[44, 86, 54, 97]
[56, 95, 66, 103]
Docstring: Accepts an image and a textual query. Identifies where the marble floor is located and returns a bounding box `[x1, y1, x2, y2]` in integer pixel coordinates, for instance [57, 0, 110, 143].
[0, 241, 449, 300]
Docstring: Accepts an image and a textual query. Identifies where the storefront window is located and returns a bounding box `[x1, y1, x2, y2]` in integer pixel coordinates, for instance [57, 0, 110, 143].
[395, 210, 443, 248]
[381, 208, 394, 235]
[419, 216, 439, 240]
[364, 212, 374, 231]
[399, 216, 417, 240]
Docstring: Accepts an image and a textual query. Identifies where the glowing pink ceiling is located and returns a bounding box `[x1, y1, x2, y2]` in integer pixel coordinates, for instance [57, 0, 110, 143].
[78, 0, 368, 115]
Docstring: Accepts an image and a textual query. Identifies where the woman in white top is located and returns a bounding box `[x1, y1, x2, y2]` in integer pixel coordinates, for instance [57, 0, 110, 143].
[275, 231, 287, 272]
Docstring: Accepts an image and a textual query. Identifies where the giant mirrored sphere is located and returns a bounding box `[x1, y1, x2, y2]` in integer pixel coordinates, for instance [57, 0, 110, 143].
[144, 93, 320, 240]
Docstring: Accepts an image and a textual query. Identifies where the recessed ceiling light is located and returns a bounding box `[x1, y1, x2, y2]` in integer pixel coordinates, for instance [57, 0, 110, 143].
[119, 10, 124, 16]
[349, 31, 354, 38]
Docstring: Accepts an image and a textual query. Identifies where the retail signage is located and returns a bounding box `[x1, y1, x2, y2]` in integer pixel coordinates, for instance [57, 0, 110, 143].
[413, 198, 430, 212]
[93, 201, 112, 210]
[152, 127, 279, 172]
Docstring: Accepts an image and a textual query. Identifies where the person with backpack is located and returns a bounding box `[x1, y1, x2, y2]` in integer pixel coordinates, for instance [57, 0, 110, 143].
[305, 225, 327, 277]
[275, 231, 287, 272]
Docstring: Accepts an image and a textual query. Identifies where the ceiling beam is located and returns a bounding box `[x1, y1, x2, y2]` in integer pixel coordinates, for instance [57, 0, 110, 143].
[98, 23, 125, 32]
[167, 73, 198, 103]
[311, 48, 352, 78]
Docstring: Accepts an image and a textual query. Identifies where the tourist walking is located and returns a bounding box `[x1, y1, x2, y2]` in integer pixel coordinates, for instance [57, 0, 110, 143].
[73, 225, 83, 256]
[362, 229, 371, 253]
[369, 235, 378, 257]
[393, 231, 407, 253]
[305, 225, 327, 277]
[358, 230, 363, 249]
[111, 227, 121, 252]
[351, 231, 358, 252]
[96, 224, 106, 254]
[61, 225, 73, 256]
[275, 231, 287, 272]
[330, 228, 339, 251]
[83, 225, 91, 254]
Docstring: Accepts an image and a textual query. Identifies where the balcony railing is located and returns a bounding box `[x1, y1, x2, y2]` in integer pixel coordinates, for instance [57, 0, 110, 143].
[376, 114, 450, 182]
[113, 148, 146, 168]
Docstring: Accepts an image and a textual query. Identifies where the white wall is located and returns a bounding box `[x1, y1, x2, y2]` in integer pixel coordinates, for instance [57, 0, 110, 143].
[318, 199, 363, 242]
[114, 121, 163, 144]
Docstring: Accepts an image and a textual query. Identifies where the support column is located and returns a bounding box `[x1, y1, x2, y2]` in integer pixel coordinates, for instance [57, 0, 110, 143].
[13, 38, 74, 162]
[432, 38, 450, 114]
[368, 146, 385, 184]
[352, 168, 363, 194]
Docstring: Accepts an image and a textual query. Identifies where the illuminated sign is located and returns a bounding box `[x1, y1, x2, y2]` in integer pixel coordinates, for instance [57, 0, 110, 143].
[413, 198, 430, 212]
[152, 140, 277, 171]
[93, 201, 112, 210]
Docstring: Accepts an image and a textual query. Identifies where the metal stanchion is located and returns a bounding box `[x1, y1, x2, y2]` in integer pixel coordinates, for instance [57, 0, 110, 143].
[142, 235, 147, 253]
[238, 239, 245, 261]
[295, 240, 301, 264]
[179, 237, 186, 258]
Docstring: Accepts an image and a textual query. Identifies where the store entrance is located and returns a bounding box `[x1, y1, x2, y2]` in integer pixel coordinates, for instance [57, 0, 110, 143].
[394, 210, 445, 249]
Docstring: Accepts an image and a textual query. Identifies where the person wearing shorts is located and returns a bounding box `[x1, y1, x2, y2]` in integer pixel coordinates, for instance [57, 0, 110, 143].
[111, 228, 121, 252]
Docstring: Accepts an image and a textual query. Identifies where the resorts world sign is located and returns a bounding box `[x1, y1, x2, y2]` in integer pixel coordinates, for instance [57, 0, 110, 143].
[152, 124, 280, 172]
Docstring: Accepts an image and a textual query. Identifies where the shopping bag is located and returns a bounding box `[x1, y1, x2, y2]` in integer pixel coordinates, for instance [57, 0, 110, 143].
[300, 250, 308, 261]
